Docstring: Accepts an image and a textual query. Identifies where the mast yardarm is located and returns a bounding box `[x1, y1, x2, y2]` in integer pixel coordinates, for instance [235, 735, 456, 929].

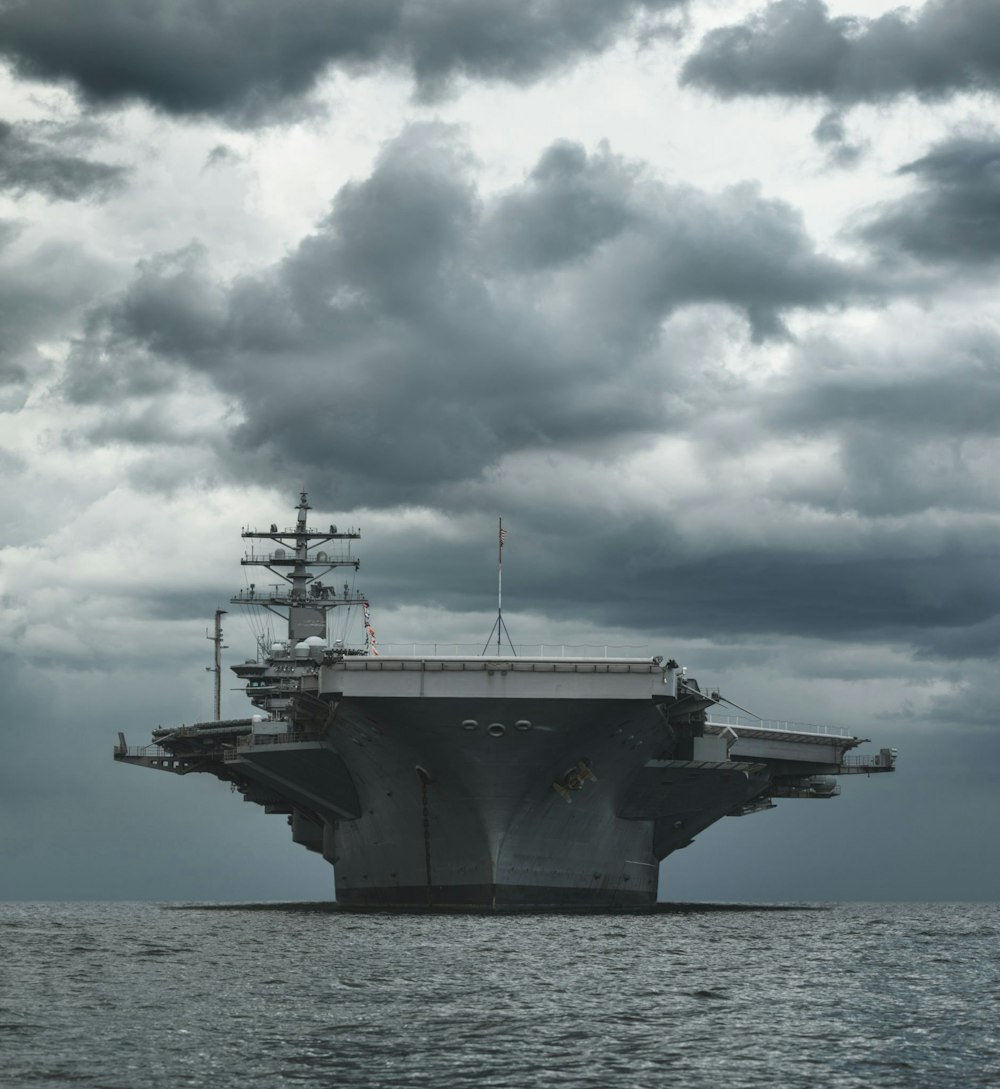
[233, 491, 368, 647]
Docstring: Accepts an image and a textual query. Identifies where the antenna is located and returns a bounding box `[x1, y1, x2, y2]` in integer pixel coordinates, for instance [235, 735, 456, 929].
[482, 517, 516, 655]
[232, 493, 362, 644]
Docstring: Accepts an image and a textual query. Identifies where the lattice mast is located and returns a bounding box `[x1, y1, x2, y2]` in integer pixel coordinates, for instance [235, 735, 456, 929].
[231, 490, 367, 648]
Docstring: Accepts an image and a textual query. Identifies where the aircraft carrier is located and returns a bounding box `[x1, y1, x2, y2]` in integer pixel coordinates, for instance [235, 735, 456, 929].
[115, 493, 897, 909]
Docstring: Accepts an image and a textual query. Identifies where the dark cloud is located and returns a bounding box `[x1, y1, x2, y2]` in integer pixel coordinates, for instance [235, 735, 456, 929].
[0, 0, 683, 122]
[911, 615, 1000, 663]
[62, 124, 876, 501]
[60, 335, 181, 406]
[570, 322, 992, 658]
[769, 327, 1000, 442]
[0, 118, 127, 201]
[116, 243, 228, 360]
[61, 243, 224, 405]
[812, 110, 866, 168]
[0, 237, 118, 393]
[625, 548, 1000, 652]
[78, 401, 210, 449]
[681, 0, 1000, 105]
[356, 503, 1000, 659]
[755, 324, 1000, 523]
[859, 134, 1000, 264]
[57, 125, 1000, 666]
[0, 359, 26, 385]
[399, 0, 683, 102]
[484, 139, 639, 270]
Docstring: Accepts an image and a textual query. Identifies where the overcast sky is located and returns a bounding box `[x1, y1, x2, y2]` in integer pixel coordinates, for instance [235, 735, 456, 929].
[1, 0, 998, 903]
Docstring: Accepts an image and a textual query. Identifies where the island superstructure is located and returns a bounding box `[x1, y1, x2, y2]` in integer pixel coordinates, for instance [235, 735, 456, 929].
[115, 493, 896, 909]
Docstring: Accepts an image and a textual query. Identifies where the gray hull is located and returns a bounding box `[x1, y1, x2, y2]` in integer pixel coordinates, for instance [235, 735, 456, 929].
[225, 658, 770, 909]
[303, 695, 663, 908]
[118, 655, 893, 910]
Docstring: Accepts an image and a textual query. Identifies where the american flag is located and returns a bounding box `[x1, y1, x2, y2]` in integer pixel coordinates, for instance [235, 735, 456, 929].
[499, 525, 507, 546]
[363, 601, 379, 656]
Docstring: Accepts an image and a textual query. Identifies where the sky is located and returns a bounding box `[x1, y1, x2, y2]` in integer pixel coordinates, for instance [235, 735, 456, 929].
[1, 0, 998, 903]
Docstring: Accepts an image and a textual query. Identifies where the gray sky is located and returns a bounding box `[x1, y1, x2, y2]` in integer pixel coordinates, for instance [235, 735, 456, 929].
[1, 0, 997, 903]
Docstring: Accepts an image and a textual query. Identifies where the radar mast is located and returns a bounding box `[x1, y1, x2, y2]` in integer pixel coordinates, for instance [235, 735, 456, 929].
[232, 491, 366, 646]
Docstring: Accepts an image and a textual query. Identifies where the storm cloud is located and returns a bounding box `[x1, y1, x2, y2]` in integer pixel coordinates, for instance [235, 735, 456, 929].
[61, 124, 877, 500]
[859, 134, 1000, 265]
[680, 0, 1000, 105]
[56, 124, 1000, 660]
[0, 0, 684, 122]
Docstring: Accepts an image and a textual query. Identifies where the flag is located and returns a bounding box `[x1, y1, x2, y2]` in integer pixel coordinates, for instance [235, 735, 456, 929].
[499, 525, 507, 546]
[363, 601, 379, 656]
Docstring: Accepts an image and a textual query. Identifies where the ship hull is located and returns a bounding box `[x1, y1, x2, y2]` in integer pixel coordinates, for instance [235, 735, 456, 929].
[335, 885, 656, 910]
[228, 658, 755, 910]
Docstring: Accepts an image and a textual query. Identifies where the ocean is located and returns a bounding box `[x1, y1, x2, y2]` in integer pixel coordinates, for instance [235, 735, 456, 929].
[2, 901, 997, 1088]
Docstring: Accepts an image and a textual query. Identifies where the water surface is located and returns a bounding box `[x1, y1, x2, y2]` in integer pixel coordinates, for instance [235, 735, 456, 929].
[2, 901, 997, 1088]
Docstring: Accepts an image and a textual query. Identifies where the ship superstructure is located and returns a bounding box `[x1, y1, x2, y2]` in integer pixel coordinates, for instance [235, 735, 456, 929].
[115, 493, 896, 909]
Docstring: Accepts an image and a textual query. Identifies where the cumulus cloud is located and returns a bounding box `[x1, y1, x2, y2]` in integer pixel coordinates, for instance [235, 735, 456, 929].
[680, 0, 1000, 105]
[483, 140, 640, 270]
[0, 0, 684, 122]
[57, 124, 1000, 661]
[859, 134, 1000, 264]
[25, 122, 999, 663]
[0, 118, 127, 201]
[60, 123, 878, 508]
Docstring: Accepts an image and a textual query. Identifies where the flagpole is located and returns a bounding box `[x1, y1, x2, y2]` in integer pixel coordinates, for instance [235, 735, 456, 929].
[497, 517, 503, 654]
[482, 518, 514, 655]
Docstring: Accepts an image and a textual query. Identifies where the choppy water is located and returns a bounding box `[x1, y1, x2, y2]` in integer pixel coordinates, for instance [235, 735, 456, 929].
[1, 901, 997, 1088]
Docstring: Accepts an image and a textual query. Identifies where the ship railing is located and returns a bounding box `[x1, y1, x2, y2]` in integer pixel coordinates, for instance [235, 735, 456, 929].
[374, 642, 651, 658]
[224, 730, 323, 759]
[231, 586, 367, 605]
[115, 743, 173, 759]
[242, 551, 356, 565]
[707, 712, 850, 738]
